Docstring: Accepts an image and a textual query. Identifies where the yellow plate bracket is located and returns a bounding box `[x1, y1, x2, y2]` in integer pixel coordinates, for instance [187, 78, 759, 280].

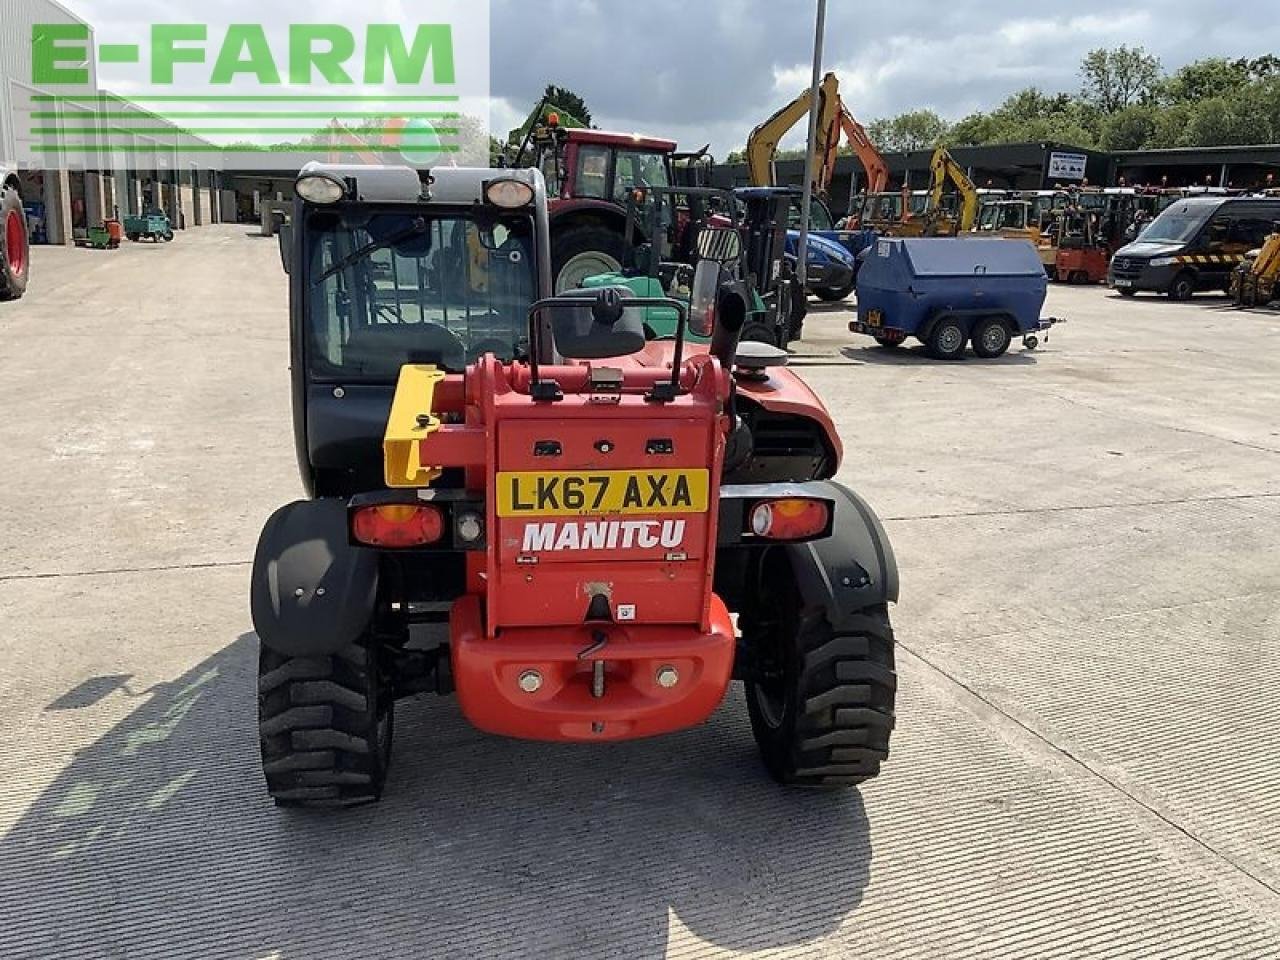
[383, 364, 446, 488]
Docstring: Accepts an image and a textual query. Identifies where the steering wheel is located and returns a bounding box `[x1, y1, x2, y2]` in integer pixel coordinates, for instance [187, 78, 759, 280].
[406, 322, 468, 369]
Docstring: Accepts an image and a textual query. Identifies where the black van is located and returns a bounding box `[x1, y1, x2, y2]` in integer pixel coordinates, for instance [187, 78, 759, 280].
[1109, 196, 1280, 299]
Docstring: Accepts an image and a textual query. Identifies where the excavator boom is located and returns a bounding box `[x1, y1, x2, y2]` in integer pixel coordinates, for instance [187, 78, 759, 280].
[747, 72, 840, 191]
[824, 105, 889, 195]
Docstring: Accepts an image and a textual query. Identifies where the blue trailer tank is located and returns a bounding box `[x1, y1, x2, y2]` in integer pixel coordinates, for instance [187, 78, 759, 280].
[851, 237, 1058, 359]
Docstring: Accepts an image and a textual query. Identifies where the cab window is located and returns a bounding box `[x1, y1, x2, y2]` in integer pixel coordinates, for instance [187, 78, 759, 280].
[1206, 215, 1231, 246]
[575, 145, 611, 199]
[788, 199, 834, 231]
[536, 144, 560, 195]
[613, 150, 670, 204]
[1232, 214, 1279, 247]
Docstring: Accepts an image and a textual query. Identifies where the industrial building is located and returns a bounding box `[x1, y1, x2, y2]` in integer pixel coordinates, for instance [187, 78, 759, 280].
[1, 0, 232, 245]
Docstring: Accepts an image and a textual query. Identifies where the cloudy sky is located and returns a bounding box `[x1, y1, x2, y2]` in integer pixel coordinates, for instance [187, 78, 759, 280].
[59, 0, 1280, 157]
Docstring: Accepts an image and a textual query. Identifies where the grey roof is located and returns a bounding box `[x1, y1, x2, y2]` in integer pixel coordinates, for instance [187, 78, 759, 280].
[298, 162, 543, 205]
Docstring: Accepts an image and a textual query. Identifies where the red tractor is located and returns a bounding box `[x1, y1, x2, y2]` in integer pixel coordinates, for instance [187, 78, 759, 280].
[0, 166, 30, 301]
[517, 115, 687, 292]
[251, 162, 898, 807]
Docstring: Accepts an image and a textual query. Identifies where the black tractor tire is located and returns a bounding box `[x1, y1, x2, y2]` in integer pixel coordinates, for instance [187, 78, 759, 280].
[873, 335, 900, 349]
[1117, 287, 1137, 297]
[788, 276, 809, 341]
[970, 316, 1012, 359]
[163, 230, 174, 242]
[813, 278, 856, 302]
[552, 225, 627, 293]
[926, 317, 967, 360]
[744, 556, 896, 788]
[1168, 271, 1196, 301]
[0, 185, 30, 301]
[741, 319, 781, 347]
[258, 636, 393, 808]
[126, 233, 140, 242]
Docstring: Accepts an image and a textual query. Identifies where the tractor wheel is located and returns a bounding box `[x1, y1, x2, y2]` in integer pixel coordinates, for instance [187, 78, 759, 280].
[970, 317, 1012, 359]
[1168, 271, 1196, 301]
[813, 278, 856, 302]
[257, 635, 393, 808]
[127, 233, 140, 242]
[926, 317, 967, 360]
[552, 225, 626, 293]
[741, 319, 781, 347]
[0, 185, 30, 301]
[163, 230, 174, 243]
[743, 554, 896, 788]
[873, 335, 900, 349]
[787, 277, 808, 341]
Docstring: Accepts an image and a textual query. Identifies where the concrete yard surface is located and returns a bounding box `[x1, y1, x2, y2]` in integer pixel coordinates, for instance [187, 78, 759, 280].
[2, 226, 1279, 959]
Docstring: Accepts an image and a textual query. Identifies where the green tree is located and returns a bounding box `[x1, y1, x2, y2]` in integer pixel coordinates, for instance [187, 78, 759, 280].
[1100, 104, 1160, 150]
[1080, 45, 1162, 113]
[866, 109, 950, 151]
[1161, 58, 1251, 104]
[542, 84, 592, 128]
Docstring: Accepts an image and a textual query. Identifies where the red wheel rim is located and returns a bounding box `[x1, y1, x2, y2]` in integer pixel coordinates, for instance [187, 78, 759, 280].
[5, 210, 26, 275]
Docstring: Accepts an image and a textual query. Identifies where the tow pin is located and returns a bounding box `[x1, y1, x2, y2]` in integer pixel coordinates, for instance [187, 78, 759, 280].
[578, 630, 608, 699]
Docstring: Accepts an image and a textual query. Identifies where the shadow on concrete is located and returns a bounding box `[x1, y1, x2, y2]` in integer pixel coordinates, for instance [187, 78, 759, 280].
[841, 344, 1040, 366]
[0, 633, 873, 959]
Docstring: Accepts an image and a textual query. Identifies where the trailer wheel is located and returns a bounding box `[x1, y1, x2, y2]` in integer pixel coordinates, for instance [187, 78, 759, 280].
[258, 635, 393, 808]
[971, 317, 1012, 359]
[926, 317, 967, 360]
[1168, 271, 1196, 301]
[1117, 288, 1137, 297]
[743, 553, 896, 788]
[0, 184, 30, 301]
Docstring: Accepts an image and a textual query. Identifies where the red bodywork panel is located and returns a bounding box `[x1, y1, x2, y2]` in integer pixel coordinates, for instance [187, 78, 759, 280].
[415, 350, 743, 741]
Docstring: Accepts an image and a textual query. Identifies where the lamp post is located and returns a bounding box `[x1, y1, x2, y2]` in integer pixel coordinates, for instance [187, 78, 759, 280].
[795, 0, 827, 296]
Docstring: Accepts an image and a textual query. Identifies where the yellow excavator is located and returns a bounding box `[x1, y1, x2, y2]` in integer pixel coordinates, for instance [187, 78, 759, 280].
[1231, 224, 1280, 306]
[747, 72, 842, 193]
[919, 146, 979, 236]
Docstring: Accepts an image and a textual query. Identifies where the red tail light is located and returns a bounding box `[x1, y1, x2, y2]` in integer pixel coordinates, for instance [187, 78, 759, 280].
[352, 504, 444, 548]
[749, 498, 830, 541]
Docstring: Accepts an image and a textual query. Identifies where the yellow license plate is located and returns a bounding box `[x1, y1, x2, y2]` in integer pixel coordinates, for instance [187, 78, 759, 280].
[866, 310, 883, 328]
[497, 469, 709, 517]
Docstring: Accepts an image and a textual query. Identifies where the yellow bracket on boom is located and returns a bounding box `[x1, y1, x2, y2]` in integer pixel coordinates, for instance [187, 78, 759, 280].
[383, 365, 445, 489]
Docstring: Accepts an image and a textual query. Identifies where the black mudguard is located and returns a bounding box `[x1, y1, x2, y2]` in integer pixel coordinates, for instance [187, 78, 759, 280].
[783, 481, 899, 629]
[250, 499, 378, 657]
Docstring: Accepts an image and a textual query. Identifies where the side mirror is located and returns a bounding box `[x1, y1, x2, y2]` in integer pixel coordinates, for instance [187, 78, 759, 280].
[688, 260, 720, 337]
[277, 222, 293, 275]
[696, 226, 742, 264]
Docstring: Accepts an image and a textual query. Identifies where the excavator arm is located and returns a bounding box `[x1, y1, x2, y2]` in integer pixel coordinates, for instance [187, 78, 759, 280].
[823, 104, 889, 195]
[747, 72, 840, 191]
[925, 146, 979, 234]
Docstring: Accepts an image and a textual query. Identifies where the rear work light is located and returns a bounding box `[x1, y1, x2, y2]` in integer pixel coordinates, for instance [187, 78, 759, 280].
[352, 504, 444, 548]
[749, 498, 831, 541]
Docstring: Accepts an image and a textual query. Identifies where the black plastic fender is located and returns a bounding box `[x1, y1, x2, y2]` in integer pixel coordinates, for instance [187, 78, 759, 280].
[250, 499, 378, 657]
[783, 481, 899, 628]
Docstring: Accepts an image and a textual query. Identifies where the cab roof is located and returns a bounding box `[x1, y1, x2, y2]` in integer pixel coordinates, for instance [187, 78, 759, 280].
[556, 128, 677, 153]
[297, 161, 542, 206]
